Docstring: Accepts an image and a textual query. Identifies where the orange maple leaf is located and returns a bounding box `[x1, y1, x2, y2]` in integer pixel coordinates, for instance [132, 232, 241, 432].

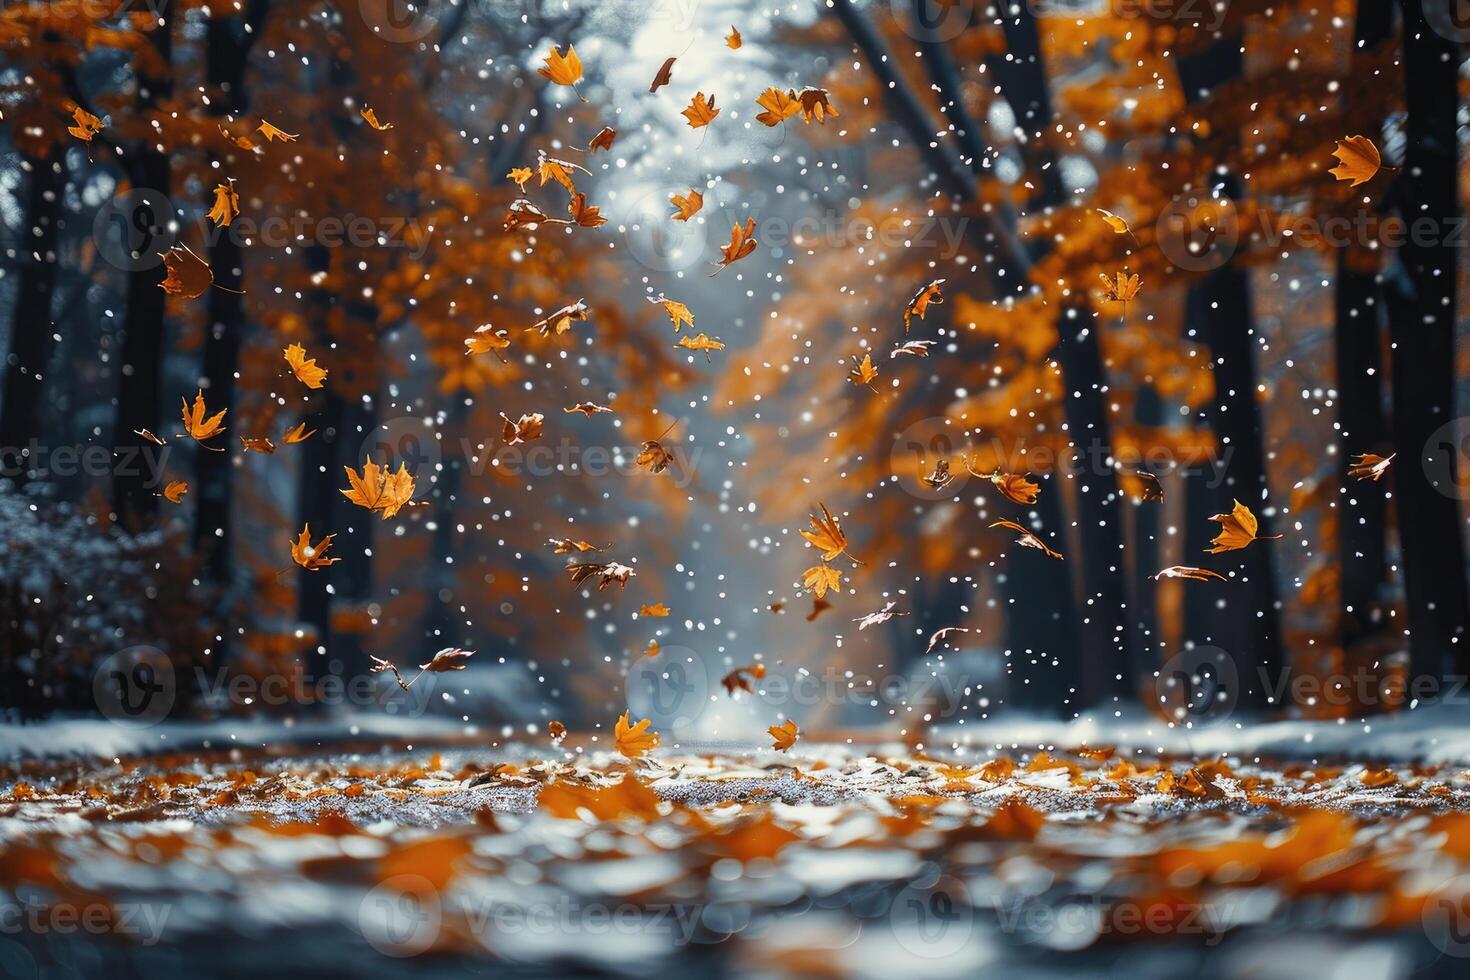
[283, 342, 327, 389]
[1204, 499, 1283, 554]
[614, 711, 660, 758]
[291, 524, 340, 571]
[681, 92, 719, 129]
[768, 719, 799, 752]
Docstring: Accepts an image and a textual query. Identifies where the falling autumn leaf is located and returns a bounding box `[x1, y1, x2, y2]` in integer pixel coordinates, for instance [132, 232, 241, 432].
[537, 152, 592, 195]
[669, 189, 704, 221]
[644, 639, 660, 658]
[1330, 135, 1381, 187]
[341, 458, 417, 520]
[500, 412, 545, 446]
[649, 57, 675, 93]
[67, 105, 103, 142]
[636, 419, 680, 474]
[854, 601, 908, 631]
[290, 524, 340, 571]
[547, 721, 567, 742]
[926, 626, 971, 653]
[420, 647, 475, 672]
[682, 92, 719, 129]
[548, 538, 609, 554]
[283, 342, 327, 389]
[990, 519, 1064, 560]
[240, 436, 276, 455]
[801, 503, 862, 565]
[464, 325, 510, 362]
[530, 300, 589, 337]
[567, 561, 635, 591]
[921, 459, 954, 491]
[283, 421, 315, 444]
[904, 279, 945, 334]
[802, 563, 842, 599]
[754, 87, 801, 127]
[180, 389, 227, 447]
[1099, 271, 1142, 304]
[256, 120, 297, 142]
[1134, 471, 1165, 502]
[721, 663, 766, 696]
[614, 711, 660, 758]
[676, 333, 726, 362]
[972, 464, 1040, 506]
[586, 126, 616, 152]
[161, 481, 188, 504]
[847, 353, 879, 391]
[538, 44, 585, 96]
[648, 295, 694, 332]
[1205, 499, 1283, 554]
[1151, 565, 1228, 583]
[768, 719, 799, 752]
[135, 429, 167, 446]
[360, 107, 393, 130]
[563, 402, 613, 416]
[506, 166, 533, 191]
[567, 193, 606, 228]
[159, 244, 215, 300]
[503, 199, 565, 231]
[726, 26, 742, 49]
[796, 87, 839, 124]
[638, 603, 670, 617]
[1095, 208, 1134, 236]
[710, 218, 757, 276]
[890, 340, 935, 358]
[1348, 452, 1395, 482]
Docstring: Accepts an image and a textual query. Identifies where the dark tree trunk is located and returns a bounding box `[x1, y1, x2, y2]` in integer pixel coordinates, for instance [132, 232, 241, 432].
[0, 150, 67, 477]
[113, 7, 173, 526]
[195, 5, 267, 580]
[1385, 0, 1468, 682]
[424, 395, 468, 648]
[1004, 487, 1079, 715]
[998, 5, 1135, 706]
[1333, 0, 1396, 657]
[296, 248, 342, 658]
[1176, 36, 1284, 711]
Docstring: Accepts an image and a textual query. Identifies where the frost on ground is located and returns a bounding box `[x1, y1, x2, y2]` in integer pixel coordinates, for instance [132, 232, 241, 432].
[4, 739, 1470, 978]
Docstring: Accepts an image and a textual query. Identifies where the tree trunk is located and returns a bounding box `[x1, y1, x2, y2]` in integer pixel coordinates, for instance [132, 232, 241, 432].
[195, 5, 267, 580]
[1333, 0, 1396, 662]
[113, 7, 173, 526]
[0, 150, 66, 477]
[1386, 0, 1468, 682]
[1176, 36, 1284, 711]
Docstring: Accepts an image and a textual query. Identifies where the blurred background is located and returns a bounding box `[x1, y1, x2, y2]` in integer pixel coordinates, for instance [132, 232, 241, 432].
[1, 0, 1467, 743]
